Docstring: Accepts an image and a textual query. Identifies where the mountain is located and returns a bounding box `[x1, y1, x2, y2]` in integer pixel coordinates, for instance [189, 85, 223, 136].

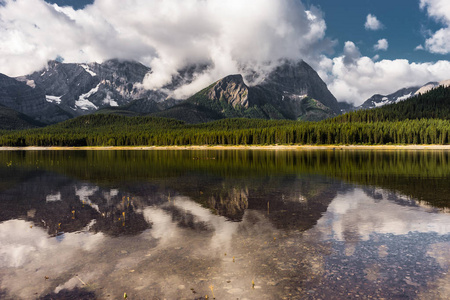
[156, 60, 340, 123]
[2, 59, 341, 127]
[359, 86, 424, 109]
[359, 79, 450, 110]
[0, 73, 72, 125]
[18, 59, 162, 115]
[333, 85, 450, 123]
[16, 59, 208, 118]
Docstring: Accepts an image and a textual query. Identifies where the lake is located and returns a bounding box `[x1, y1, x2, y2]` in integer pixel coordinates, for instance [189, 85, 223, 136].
[1, 149, 450, 300]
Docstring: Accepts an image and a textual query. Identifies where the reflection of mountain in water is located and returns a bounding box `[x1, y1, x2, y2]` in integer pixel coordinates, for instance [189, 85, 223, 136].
[0, 170, 155, 236]
[0, 167, 341, 237]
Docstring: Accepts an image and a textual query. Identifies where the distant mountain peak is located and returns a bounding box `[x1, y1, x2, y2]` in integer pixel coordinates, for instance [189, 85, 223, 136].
[359, 79, 450, 110]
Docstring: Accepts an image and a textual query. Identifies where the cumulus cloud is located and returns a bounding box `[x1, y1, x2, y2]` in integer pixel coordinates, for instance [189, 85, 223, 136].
[364, 14, 383, 30]
[420, 0, 450, 54]
[319, 41, 450, 104]
[374, 39, 389, 51]
[0, 0, 334, 98]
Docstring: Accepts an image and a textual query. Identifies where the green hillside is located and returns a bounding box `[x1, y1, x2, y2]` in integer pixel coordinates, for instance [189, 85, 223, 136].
[0, 105, 43, 130]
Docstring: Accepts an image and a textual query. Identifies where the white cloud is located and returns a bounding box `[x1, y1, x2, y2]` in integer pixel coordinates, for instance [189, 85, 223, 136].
[364, 14, 383, 30]
[342, 41, 362, 65]
[374, 39, 389, 51]
[415, 44, 425, 51]
[420, 0, 450, 54]
[317, 41, 450, 104]
[0, 0, 333, 99]
[420, 0, 450, 23]
[424, 27, 450, 54]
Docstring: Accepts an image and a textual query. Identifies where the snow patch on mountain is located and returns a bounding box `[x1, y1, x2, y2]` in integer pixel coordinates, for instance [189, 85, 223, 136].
[80, 64, 97, 77]
[45, 95, 62, 104]
[396, 93, 412, 102]
[374, 99, 389, 107]
[75, 84, 100, 110]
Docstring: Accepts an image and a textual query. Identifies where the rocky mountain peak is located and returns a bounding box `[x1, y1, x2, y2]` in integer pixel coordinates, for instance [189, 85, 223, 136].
[207, 74, 249, 108]
[258, 60, 341, 114]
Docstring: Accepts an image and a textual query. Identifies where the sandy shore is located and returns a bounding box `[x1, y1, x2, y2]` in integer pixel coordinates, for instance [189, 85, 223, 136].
[1, 145, 450, 151]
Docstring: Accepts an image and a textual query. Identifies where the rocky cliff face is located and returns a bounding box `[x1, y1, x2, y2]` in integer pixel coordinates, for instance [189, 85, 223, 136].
[207, 74, 250, 108]
[0, 73, 72, 124]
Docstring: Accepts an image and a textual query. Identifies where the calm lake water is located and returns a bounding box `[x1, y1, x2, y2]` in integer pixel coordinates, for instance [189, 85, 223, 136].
[1, 150, 450, 300]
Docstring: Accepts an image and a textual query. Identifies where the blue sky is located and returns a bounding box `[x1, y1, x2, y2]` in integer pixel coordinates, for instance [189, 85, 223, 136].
[45, 0, 93, 10]
[1, 0, 450, 104]
[306, 0, 448, 62]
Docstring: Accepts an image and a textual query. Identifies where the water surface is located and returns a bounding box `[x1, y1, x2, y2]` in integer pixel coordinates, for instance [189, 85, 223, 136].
[1, 150, 450, 299]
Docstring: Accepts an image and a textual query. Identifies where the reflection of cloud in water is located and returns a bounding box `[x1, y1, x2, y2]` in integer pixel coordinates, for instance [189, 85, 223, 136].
[142, 207, 179, 243]
[172, 196, 240, 252]
[0, 220, 104, 298]
[317, 188, 450, 242]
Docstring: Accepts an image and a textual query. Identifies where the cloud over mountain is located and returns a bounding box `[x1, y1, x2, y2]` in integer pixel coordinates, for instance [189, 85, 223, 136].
[319, 42, 450, 104]
[0, 0, 334, 98]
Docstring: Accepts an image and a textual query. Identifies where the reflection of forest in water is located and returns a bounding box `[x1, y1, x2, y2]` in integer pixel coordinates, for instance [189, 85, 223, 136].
[1, 150, 450, 299]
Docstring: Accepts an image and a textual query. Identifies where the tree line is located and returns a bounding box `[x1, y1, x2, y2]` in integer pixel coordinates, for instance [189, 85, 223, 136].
[1, 116, 450, 146]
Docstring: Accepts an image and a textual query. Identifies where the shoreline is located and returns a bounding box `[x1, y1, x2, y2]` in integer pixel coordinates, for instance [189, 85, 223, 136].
[1, 145, 450, 151]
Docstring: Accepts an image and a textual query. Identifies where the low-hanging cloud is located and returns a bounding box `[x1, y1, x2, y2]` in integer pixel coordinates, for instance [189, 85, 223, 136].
[0, 0, 334, 98]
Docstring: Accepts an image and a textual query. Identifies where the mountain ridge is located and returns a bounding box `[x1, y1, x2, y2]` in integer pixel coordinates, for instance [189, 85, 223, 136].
[359, 79, 450, 110]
